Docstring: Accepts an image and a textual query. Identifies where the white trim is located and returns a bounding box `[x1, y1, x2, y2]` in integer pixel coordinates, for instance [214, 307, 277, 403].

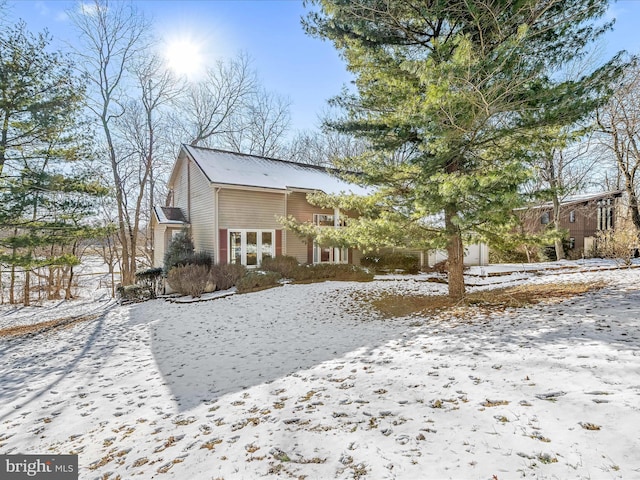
[313, 241, 348, 264]
[215, 187, 220, 262]
[227, 228, 276, 267]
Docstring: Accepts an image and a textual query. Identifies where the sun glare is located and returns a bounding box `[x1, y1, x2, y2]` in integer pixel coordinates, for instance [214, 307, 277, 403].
[164, 38, 205, 79]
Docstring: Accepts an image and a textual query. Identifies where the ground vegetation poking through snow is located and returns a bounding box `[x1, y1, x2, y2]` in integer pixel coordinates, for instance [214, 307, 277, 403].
[0, 259, 639, 479]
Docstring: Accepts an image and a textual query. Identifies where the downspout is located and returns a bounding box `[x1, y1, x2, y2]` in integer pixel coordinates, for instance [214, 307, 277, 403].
[283, 191, 288, 256]
[334, 207, 340, 263]
[215, 187, 220, 263]
[187, 160, 191, 223]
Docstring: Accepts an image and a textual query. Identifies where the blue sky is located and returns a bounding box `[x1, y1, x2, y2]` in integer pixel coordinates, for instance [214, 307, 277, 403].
[5, 0, 640, 134]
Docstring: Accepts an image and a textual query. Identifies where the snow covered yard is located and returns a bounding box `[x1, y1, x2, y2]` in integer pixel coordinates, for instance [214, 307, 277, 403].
[1, 262, 639, 479]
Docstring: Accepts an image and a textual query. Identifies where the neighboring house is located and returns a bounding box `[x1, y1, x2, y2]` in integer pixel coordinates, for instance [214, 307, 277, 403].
[518, 190, 624, 254]
[151, 145, 369, 268]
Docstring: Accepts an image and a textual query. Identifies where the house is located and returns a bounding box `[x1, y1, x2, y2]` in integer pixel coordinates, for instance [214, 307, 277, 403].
[518, 190, 624, 255]
[151, 145, 369, 268]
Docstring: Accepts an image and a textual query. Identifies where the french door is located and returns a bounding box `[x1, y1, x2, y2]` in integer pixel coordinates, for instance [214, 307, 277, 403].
[229, 229, 274, 266]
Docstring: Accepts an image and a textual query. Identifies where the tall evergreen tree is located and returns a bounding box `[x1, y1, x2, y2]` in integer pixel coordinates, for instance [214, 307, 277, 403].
[0, 19, 107, 305]
[301, 0, 624, 297]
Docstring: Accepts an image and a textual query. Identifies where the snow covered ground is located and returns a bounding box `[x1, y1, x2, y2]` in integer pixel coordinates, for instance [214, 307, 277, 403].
[1, 260, 639, 479]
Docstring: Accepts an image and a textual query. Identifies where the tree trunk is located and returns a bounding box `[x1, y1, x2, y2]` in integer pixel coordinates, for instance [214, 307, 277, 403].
[553, 197, 565, 260]
[625, 177, 640, 232]
[23, 269, 30, 307]
[65, 266, 74, 300]
[554, 238, 565, 261]
[9, 265, 15, 304]
[445, 207, 465, 299]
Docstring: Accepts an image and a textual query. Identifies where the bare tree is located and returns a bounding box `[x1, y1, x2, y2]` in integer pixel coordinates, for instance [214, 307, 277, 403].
[285, 128, 369, 166]
[596, 59, 640, 232]
[175, 53, 255, 147]
[527, 48, 610, 260]
[528, 130, 600, 259]
[223, 89, 291, 157]
[70, 0, 150, 285]
[126, 54, 183, 265]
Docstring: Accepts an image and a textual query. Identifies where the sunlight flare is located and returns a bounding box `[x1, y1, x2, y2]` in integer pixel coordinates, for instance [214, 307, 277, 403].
[164, 37, 205, 79]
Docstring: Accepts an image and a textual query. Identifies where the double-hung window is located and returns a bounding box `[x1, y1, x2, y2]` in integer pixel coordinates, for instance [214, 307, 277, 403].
[312, 213, 348, 264]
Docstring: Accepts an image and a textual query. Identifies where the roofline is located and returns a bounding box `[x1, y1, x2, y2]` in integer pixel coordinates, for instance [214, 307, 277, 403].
[169, 144, 365, 193]
[182, 143, 337, 174]
[211, 182, 288, 193]
[152, 205, 190, 225]
[517, 190, 624, 211]
[181, 143, 367, 181]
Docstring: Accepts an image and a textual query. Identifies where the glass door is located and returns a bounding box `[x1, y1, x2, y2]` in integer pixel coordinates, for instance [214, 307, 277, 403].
[246, 231, 258, 266]
[228, 230, 275, 266]
[230, 231, 242, 265]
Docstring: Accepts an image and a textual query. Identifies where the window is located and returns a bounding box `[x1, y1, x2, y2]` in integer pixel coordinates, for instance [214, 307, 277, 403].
[228, 230, 275, 266]
[597, 198, 614, 230]
[541, 212, 550, 225]
[313, 214, 335, 226]
[569, 210, 575, 223]
[313, 213, 347, 227]
[311, 210, 348, 264]
[313, 242, 348, 264]
[569, 237, 575, 249]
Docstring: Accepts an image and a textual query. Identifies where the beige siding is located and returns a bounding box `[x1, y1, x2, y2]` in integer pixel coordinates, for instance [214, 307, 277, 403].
[173, 158, 189, 212]
[286, 235, 309, 263]
[154, 225, 185, 268]
[218, 189, 286, 229]
[189, 164, 216, 258]
[152, 223, 166, 268]
[168, 158, 216, 260]
[286, 192, 333, 263]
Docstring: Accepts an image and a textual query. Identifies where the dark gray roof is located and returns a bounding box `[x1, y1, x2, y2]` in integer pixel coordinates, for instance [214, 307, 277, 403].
[154, 206, 187, 224]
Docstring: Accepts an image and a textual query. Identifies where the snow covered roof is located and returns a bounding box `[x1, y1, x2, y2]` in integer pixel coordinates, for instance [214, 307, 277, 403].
[182, 145, 370, 195]
[520, 190, 624, 210]
[154, 206, 187, 225]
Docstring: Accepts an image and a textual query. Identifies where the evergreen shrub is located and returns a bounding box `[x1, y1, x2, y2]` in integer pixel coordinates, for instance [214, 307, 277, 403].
[260, 255, 301, 278]
[135, 267, 163, 299]
[117, 284, 147, 304]
[163, 229, 195, 272]
[236, 271, 282, 293]
[304, 263, 374, 282]
[360, 252, 420, 274]
[260, 255, 373, 282]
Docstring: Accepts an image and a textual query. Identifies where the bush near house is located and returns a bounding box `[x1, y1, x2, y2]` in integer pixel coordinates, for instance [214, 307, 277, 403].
[260, 255, 373, 283]
[135, 267, 163, 299]
[488, 247, 535, 264]
[593, 228, 638, 265]
[260, 255, 301, 278]
[163, 232, 248, 297]
[294, 263, 374, 282]
[209, 263, 246, 291]
[116, 284, 148, 304]
[236, 271, 282, 293]
[360, 252, 420, 274]
[163, 229, 195, 273]
[167, 264, 214, 298]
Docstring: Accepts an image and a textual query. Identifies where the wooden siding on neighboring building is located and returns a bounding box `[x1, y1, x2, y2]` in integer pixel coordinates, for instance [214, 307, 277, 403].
[520, 193, 622, 252]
